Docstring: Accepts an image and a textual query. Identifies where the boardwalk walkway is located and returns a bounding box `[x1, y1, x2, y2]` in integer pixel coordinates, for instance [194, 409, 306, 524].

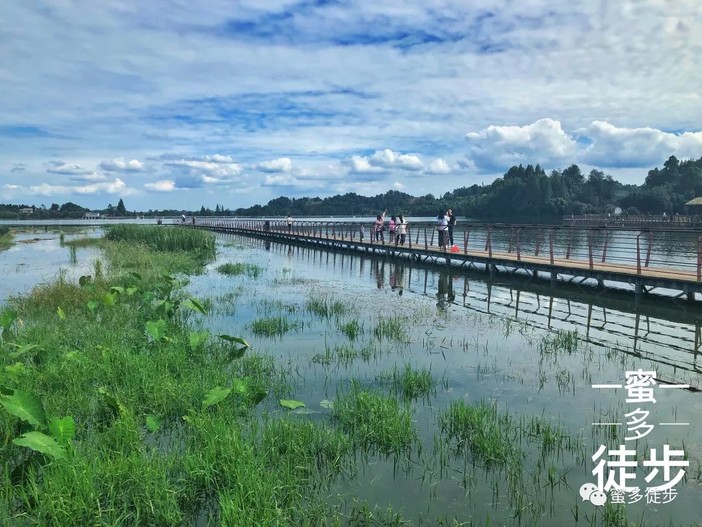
[193, 219, 702, 301]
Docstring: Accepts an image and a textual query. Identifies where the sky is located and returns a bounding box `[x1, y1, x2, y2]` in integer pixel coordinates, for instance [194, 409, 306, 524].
[1, 0, 702, 212]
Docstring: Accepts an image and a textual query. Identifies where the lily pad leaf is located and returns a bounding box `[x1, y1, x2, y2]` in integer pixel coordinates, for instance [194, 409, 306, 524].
[13, 431, 67, 460]
[202, 386, 232, 410]
[48, 416, 76, 444]
[279, 399, 305, 410]
[0, 389, 46, 427]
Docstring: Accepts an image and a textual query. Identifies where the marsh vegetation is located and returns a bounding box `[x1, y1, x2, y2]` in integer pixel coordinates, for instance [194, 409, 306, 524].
[1, 227, 700, 526]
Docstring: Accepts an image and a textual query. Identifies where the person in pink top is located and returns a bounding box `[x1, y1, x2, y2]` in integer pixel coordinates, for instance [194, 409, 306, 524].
[374, 210, 386, 242]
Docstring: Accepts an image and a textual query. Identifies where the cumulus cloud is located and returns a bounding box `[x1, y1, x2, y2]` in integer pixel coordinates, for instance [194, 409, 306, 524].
[4, 178, 133, 198]
[46, 163, 93, 175]
[578, 121, 702, 167]
[163, 156, 244, 188]
[345, 149, 427, 175]
[465, 118, 702, 172]
[100, 158, 145, 172]
[465, 118, 577, 172]
[144, 180, 176, 192]
[426, 159, 452, 174]
[369, 149, 424, 171]
[257, 157, 292, 173]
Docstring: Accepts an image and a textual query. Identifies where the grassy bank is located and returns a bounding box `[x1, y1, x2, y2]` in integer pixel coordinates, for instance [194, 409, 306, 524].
[0, 227, 348, 525]
[0, 226, 11, 251]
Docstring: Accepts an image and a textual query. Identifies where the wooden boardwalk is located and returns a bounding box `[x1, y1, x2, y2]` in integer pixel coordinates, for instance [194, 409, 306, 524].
[192, 219, 702, 301]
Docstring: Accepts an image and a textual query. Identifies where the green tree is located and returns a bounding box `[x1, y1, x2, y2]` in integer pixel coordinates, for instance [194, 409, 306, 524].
[116, 199, 127, 215]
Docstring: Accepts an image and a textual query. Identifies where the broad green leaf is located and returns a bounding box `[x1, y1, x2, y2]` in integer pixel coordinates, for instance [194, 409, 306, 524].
[4, 362, 26, 378]
[86, 300, 100, 312]
[8, 343, 40, 359]
[202, 386, 231, 410]
[231, 378, 249, 395]
[189, 331, 209, 349]
[110, 286, 125, 295]
[145, 319, 168, 342]
[97, 387, 127, 416]
[320, 399, 334, 409]
[102, 292, 118, 307]
[0, 309, 18, 336]
[279, 399, 305, 410]
[56, 307, 66, 320]
[146, 415, 162, 433]
[48, 416, 75, 444]
[13, 431, 67, 460]
[0, 389, 46, 427]
[126, 287, 139, 296]
[183, 298, 207, 315]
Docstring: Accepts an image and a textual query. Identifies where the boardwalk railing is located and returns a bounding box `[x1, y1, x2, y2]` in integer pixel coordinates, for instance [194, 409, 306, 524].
[193, 218, 702, 285]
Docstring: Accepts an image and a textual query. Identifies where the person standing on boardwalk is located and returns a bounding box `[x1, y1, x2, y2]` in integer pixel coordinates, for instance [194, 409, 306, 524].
[374, 210, 386, 242]
[388, 216, 396, 244]
[359, 224, 365, 241]
[287, 214, 293, 232]
[436, 210, 449, 250]
[447, 209, 456, 246]
[395, 214, 407, 246]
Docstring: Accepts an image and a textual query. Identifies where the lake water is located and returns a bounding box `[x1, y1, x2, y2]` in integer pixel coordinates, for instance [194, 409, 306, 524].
[2, 228, 702, 526]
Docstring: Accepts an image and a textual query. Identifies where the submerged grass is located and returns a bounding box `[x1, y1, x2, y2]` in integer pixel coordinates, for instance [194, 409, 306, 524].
[390, 364, 436, 401]
[250, 316, 303, 337]
[333, 382, 416, 455]
[217, 262, 263, 278]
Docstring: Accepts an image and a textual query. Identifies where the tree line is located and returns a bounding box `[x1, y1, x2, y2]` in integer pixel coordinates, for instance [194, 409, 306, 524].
[2, 156, 701, 220]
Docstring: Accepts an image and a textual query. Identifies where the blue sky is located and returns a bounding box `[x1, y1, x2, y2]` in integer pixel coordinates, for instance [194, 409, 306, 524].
[1, 0, 701, 211]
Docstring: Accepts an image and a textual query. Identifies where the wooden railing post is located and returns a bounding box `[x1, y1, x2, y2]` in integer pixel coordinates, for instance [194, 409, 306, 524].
[636, 232, 643, 275]
[464, 227, 469, 255]
[565, 228, 573, 259]
[424, 227, 428, 250]
[549, 229, 555, 264]
[588, 230, 593, 269]
[698, 235, 702, 282]
[486, 227, 493, 258]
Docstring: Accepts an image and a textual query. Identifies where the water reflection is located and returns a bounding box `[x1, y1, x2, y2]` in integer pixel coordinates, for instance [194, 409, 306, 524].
[242, 234, 702, 389]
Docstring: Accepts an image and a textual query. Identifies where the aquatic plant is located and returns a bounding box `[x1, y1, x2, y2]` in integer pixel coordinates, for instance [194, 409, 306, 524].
[217, 262, 263, 278]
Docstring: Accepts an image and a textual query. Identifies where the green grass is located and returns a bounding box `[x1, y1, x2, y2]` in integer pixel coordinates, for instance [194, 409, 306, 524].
[217, 262, 263, 278]
[333, 382, 416, 455]
[373, 315, 409, 342]
[390, 364, 436, 401]
[338, 317, 363, 340]
[0, 227, 12, 251]
[306, 293, 348, 319]
[250, 316, 303, 337]
[538, 329, 579, 355]
[104, 224, 215, 258]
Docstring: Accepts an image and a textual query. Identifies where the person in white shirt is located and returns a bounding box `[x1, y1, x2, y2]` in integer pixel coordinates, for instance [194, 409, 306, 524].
[436, 210, 449, 250]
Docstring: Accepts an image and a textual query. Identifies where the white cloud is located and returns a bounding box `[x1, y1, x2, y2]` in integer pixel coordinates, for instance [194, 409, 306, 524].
[257, 157, 293, 173]
[100, 158, 145, 172]
[465, 118, 577, 171]
[144, 180, 176, 192]
[46, 163, 93, 175]
[369, 149, 424, 171]
[345, 155, 385, 175]
[426, 159, 452, 174]
[163, 157, 244, 188]
[579, 121, 702, 167]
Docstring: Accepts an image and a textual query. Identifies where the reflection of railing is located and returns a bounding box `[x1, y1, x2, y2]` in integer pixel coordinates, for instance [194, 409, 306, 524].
[564, 214, 702, 229]
[195, 219, 702, 281]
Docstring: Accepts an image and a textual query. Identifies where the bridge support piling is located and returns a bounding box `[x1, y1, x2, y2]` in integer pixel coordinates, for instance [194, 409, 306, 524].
[597, 278, 605, 288]
[635, 281, 644, 301]
[550, 271, 557, 288]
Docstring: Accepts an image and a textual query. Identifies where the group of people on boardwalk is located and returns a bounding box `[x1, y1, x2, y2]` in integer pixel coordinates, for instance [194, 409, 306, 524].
[360, 210, 408, 246]
[359, 209, 456, 249]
